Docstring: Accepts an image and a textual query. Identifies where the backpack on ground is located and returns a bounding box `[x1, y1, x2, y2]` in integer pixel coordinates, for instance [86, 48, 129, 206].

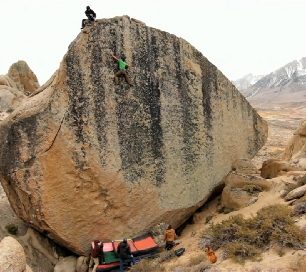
[174, 248, 185, 257]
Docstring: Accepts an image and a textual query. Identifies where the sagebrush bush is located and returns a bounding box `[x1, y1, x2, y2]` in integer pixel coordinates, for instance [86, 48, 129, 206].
[204, 204, 305, 263]
[158, 250, 176, 262]
[224, 242, 261, 263]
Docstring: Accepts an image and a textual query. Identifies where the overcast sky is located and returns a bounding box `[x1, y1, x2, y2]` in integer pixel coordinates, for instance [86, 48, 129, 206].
[1, 0, 306, 84]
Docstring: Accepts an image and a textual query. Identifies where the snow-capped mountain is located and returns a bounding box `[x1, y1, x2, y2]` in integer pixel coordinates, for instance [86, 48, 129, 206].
[233, 73, 263, 90]
[236, 58, 306, 108]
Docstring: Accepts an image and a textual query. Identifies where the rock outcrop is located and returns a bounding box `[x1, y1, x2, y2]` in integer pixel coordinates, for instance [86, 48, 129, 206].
[0, 75, 25, 121]
[0, 61, 39, 122]
[7, 61, 39, 95]
[284, 120, 306, 160]
[260, 159, 300, 179]
[0, 16, 267, 255]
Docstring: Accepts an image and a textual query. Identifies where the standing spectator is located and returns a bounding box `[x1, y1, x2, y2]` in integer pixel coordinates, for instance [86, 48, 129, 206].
[117, 239, 134, 272]
[164, 225, 177, 250]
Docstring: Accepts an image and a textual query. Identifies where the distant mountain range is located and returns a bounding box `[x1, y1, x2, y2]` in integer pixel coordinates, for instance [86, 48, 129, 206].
[233, 73, 264, 91]
[233, 58, 306, 108]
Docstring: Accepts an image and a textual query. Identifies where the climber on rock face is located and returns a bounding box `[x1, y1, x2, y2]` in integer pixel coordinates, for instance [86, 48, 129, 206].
[81, 6, 96, 29]
[112, 54, 133, 86]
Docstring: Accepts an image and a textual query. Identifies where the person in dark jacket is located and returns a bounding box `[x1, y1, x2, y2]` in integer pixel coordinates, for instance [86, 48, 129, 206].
[81, 6, 96, 29]
[117, 239, 133, 272]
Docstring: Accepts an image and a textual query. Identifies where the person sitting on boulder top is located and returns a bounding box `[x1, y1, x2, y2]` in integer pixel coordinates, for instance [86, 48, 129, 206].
[164, 225, 177, 250]
[205, 245, 217, 264]
[112, 54, 133, 86]
[117, 239, 134, 272]
[81, 6, 96, 29]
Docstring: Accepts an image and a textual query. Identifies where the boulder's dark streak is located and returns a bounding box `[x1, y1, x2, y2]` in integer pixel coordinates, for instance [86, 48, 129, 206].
[114, 22, 165, 184]
[195, 51, 218, 163]
[89, 42, 108, 166]
[66, 48, 89, 168]
[113, 23, 148, 182]
[145, 30, 165, 186]
[173, 39, 200, 174]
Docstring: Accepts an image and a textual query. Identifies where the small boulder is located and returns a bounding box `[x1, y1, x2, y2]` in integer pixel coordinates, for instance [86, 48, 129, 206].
[0, 236, 27, 272]
[221, 172, 270, 210]
[76, 256, 90, 272]
[54, 256, 77, 272]
[285, 184, 306, 201]
[260, 159, 300, 179]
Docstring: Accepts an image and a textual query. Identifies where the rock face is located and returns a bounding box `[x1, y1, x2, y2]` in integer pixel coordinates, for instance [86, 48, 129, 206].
[7, 61, 39, 95]
[0, 236, 28, 272]
[0, 16, 267, 255]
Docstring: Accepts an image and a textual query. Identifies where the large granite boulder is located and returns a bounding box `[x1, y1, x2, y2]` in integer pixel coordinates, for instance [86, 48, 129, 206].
[0, 16, 267, 255]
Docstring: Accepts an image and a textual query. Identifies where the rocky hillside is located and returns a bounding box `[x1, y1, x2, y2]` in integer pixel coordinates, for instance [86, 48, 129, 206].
[0, 16, 267, 256]
[235, 58, 306, 108]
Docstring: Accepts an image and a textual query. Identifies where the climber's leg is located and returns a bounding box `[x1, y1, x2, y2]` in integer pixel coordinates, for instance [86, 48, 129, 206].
[123, 71, 133, 86]
[114, 71, 123, 84]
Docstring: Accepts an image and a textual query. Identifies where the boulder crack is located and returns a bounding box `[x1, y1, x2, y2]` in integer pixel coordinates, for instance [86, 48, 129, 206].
[42, 112, 66, 154]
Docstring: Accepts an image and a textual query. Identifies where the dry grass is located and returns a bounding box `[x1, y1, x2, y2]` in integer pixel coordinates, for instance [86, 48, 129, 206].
[242, 184, 263, 195]
[171, 262, 211, 272]
[188, 253, 206, 266]
[130, 259, 166, 272]
[203, 204, 305, 263]
[158, 250, 176, 262]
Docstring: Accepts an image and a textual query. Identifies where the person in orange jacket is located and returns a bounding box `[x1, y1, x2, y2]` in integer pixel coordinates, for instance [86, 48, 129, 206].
[164, 225, 177, 250]
[205, 245, 217, 263]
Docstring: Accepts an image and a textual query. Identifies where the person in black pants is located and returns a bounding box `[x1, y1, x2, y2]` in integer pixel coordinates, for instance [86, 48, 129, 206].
[117, 239, 134, 271]
[81, 6, 96, 29]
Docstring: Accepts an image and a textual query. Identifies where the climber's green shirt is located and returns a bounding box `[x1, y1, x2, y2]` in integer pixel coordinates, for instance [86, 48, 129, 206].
[118, 59, 127, 71]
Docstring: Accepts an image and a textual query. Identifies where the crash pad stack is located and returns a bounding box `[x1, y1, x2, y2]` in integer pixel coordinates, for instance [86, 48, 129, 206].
[96, 234, 159, 272]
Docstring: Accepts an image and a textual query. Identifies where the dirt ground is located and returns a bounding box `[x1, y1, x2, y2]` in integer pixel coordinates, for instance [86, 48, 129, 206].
[252, 106, 306, 168]
[164, 171, 306, 272]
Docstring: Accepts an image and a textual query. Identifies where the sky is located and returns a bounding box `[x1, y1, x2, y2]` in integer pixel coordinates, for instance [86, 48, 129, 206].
[1, 0, 306, 84]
